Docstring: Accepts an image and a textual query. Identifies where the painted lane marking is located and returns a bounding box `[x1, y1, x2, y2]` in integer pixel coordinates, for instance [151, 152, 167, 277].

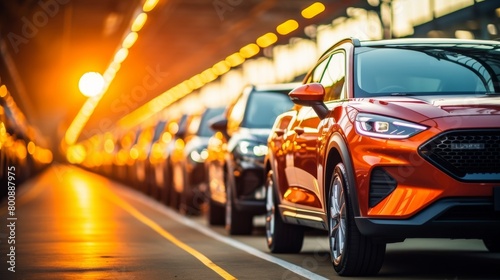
[116, 184, 329, 280]
[104, 189, 237, 280]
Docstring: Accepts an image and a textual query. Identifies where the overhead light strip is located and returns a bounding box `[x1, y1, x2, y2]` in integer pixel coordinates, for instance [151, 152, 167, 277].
[64, 0, 160, 146]
[116, 2, 326, 129]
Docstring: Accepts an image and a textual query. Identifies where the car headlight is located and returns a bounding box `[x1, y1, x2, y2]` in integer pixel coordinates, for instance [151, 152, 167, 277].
[189, 148, 208, 163]
[237, 141, 268, 157]
[355, 113, 427, 139]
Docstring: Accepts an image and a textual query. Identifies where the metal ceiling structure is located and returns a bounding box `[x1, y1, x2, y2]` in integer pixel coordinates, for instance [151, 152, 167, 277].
[1, 0, 498, 157]
[0, 0, 358, 151]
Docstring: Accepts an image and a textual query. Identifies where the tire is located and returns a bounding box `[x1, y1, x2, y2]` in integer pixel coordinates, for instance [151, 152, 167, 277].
[225, 172, 253, 235]
[483, 238, 500, 253]
[265, 170, 304, 253]
[208, 197, 225, 226]
[328, 163, 386, 276]
[169, 188, 181, 210]
[168, 163, 181, 210]
[180, 170, 202, 216]
[159, 164, 171, 206]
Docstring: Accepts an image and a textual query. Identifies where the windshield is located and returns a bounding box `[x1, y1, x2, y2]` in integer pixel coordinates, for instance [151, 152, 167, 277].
[198, 107, 225, 137]
[243, 91, 294, 129]
[354, 45, 500, 97]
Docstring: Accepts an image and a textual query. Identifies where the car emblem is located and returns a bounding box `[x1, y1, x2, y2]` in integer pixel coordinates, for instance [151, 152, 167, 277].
[450, 143, 485, 150]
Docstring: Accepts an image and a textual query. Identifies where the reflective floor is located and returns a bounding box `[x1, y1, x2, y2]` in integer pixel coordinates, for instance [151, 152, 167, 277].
[1, 165, 499, 280]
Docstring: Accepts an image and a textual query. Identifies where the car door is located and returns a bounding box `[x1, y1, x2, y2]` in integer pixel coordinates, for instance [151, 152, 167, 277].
[286, 51, 347, 211]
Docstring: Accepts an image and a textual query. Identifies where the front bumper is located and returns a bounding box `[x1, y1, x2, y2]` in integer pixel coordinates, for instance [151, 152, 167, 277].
[356, 197, 500, 240]
[232, 158, 266, 215]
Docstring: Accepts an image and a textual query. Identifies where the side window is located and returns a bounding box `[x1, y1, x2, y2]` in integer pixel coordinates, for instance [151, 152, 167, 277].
[306, 56, 331, 83]
[226, 92, 247, 135]
[320, 52, 346, 102]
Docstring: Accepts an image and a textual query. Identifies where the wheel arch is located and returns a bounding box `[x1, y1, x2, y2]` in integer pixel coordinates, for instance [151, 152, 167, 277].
[325, 133, 360, 216]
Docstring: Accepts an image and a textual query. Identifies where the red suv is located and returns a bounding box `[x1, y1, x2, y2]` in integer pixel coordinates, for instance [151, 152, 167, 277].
[264, 38, 500, 276]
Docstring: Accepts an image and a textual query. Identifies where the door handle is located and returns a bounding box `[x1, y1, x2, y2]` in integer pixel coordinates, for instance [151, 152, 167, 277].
[294, 127, 304, 135]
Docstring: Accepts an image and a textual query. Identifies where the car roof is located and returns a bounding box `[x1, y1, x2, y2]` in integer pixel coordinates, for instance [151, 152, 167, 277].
[252, 82, 301, 92]
[358, 37, 500, 47]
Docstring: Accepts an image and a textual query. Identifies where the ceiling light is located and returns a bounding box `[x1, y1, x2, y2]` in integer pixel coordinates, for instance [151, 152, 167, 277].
[78, 72, 104, 97]
[122, 32, 138, 49]
[131, 13, 148, 32]
[302, 2, 325, 19]
[239, 43, 260, 58]
[256, 32, 278, 48]
[143, 0, 159, 12]
[276, 19, 299, 35]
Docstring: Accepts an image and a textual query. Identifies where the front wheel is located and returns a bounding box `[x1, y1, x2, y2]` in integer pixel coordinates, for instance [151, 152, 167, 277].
[265, 170, 304, 253]
[207, 196, 225, 226]
[225, 173, 253, 235]
[328, 163, 386, 276]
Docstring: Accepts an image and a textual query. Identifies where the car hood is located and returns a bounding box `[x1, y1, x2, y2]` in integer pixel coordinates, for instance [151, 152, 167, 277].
[236, 127, 272, 143]
[227, 128, 272, 153]
[349, 95, 500, 122]
[184, 135, 211, 152]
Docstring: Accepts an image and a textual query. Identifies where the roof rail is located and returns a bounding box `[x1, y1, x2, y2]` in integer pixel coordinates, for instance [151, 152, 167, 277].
[321, 37, 361, 56]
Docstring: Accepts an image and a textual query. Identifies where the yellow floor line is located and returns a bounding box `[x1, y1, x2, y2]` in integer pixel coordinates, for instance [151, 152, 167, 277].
[105, 188, 237, 280]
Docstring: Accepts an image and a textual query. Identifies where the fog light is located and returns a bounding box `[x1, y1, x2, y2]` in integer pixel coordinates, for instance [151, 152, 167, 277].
[254, 185, 266, 200]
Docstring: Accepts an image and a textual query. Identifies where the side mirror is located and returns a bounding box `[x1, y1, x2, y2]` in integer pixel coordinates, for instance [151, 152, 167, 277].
[175, 128, 186, 139]
[209, 116, 230, 139]
[289, 83, 329, 119]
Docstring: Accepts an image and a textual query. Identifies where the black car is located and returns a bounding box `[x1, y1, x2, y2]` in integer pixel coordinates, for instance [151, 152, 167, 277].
[172, 106, 225, 215]
[205, 83, 298, 235]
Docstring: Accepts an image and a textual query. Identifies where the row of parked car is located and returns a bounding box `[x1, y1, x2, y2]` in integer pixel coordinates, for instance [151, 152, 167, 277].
[81, 82, 299, 226]
[0, 84, 53, 200]
[82, 37, 500, 277]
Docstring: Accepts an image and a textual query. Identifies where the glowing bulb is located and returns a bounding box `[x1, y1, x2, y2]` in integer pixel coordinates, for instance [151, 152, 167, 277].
[79, 72, 104, 97]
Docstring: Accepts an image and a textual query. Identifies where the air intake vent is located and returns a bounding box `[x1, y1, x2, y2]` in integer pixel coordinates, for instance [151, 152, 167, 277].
[369, 168, 397, 208]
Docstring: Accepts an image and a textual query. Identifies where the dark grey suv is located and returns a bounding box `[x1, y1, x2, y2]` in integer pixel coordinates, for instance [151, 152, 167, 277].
[205, 83, 298, 235]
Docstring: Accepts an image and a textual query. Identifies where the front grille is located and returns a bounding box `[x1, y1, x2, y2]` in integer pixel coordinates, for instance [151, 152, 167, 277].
[419, 130, 500, 181]
[238, 169, 262, 197]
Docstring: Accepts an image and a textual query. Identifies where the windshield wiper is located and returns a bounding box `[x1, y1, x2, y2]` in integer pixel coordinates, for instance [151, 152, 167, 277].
[390, 92, 411, 96]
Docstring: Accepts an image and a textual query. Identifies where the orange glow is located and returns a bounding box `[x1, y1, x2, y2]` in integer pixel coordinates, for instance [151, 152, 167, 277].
[15, 140, 27, 160]
[276, 19, 299, 35]
[79, 72, 104, 97]
[368, 186, 442, 217]
[239, 43, 260, 58]
[174, 138, 185, 150]
[65, 95, 103, 145]
[131, 13, 148, 32]
[122, 32, 139, 49]
[41, 167, 122, 274]
[104, 137, 115, 154]
[201, 69, 218, 83]
[129, 147, 139, 160]
[301, 2, 326, 19]
[284, 187, 321, 207]
[212, 60, 231, 75]
[226, 53, 245, 67]
[168, 122, 179, 134]
[27, 141, 36, 155]
[114, 48, 129, 64]
[0, 85, 7, 98]
[143, 0, 159, 12]
[188, 74, 204, 90]
[0, 122, 7, 148]
[256, 32, 278, 48]
[66, 144, 87, 164]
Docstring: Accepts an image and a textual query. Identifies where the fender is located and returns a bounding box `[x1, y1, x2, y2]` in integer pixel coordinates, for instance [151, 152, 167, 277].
[325, 132, 360, 217]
